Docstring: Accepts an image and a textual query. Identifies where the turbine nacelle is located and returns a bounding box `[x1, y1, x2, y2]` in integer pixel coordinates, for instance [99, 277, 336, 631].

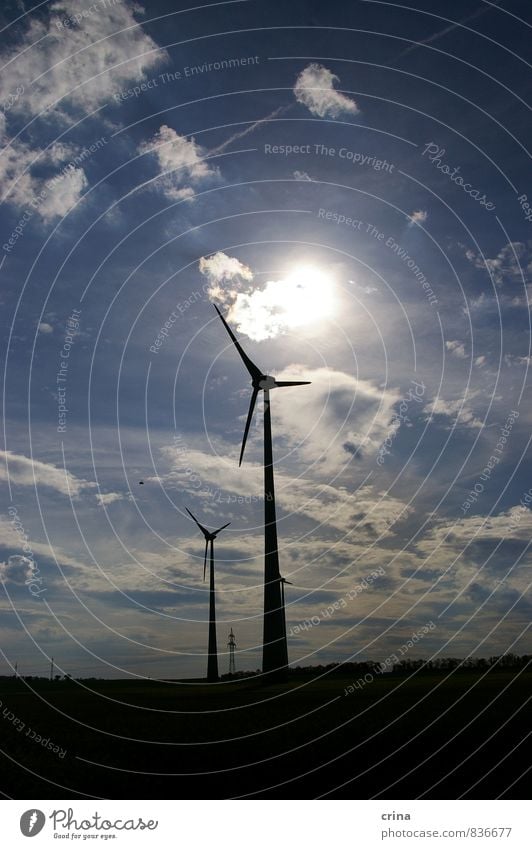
[213, 304, 311, 465]
[257, 375, 277, 391]
[253, 374, 299, 391]
[186, 507, 230, 580]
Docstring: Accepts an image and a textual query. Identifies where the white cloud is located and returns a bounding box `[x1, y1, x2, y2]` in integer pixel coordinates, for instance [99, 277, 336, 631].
[226, 278, 313, 341]
[38, 167, 88, 221]
[408, 210, 428, 227]
[0, 449, 123, 506]
[38, 322, 54, 334]
[96, 491, 124, 507]
[0, 0, 166, 117]
[508, 283, 532, 309]
[446, 339, 467, 359]
[45, 142, 79, 165]
[418, 507, 532, 554]
[0, 450, 96, 497]
[0, 1, 166, 217]
[277, 479, 411, 537]
[425, 396, 483, 429]
[466, 241, 532, 288]
[169, 367, 402, 476]
[160, 430, 409, 535]
[0, 133, 44, 209]
[138, 124, 218, 200]
[201, 257, 337, 342]
[349, 280, 378, 294]
[0, 555, 35, 585]
[0, 117, 88, 220]
[293, 170, 312, 181]
[504, 354, 532, 367]
[199, 250, 255, 311]
[294, 63, 359, 119]
[464, 241, 532, 312]
[0, 516, 88, 575]
[271, 366, 403, 471]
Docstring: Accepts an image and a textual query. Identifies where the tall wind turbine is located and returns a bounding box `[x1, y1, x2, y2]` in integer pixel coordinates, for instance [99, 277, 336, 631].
[186, 507, 230, 682]
[213, 304, 310, 677]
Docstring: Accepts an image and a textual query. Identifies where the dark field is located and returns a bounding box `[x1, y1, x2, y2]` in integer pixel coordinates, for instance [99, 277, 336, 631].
[0, 670, 530, 799]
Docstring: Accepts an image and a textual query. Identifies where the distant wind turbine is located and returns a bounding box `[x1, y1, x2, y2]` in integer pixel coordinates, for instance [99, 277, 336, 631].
[186, 507, 230, 682]
[213, 304, 310, 678]
[279, 576, 292, 648]
[279, 576, 292, 610]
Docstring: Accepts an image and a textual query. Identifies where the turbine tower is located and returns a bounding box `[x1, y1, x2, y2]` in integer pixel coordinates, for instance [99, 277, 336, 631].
[186, 507, 230, 682]
[213, 304, 310, 678]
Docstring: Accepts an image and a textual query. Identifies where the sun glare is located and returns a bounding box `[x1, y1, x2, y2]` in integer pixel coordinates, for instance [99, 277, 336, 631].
[230, 263, 337, 341]
[281, 264, 336, 328]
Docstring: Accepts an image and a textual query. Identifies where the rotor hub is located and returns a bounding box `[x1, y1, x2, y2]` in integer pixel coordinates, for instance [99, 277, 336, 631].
[258, 375, 277, 390]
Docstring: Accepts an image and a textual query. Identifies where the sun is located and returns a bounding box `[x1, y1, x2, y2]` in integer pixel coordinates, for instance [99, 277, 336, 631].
[280, 264, 336, 329]
[228, 263, 337, 341]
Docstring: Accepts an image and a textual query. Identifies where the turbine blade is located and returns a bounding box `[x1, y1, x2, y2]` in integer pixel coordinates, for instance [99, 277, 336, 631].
[186, 507, 209, 538]
[274, 381, 311, 387]
[213, 521, 231, 535]
[203, 539, 208, 581]
[239, 387, 259, 467]
[213, 304, 262, 381]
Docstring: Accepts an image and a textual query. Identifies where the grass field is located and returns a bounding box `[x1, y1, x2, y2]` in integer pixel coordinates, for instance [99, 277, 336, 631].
[0, 670, 529, 799]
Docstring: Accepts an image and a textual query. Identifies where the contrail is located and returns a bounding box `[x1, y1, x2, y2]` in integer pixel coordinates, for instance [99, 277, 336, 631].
[394, 0, 503, 59]
[208, 105, 290, 157]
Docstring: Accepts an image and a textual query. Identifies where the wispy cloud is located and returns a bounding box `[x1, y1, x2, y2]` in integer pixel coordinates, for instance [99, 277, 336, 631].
[424, 395, 483, 430]
[408, 209, 428, 227]
[0, 450, 95, 497]
[446, 339, 467, 359]
[466, 241, 532, 290]
[0, 450, 123, 505]
[293, 170, 312, 181]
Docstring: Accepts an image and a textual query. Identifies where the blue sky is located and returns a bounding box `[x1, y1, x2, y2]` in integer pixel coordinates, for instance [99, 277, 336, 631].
[0, 0, 531, 678]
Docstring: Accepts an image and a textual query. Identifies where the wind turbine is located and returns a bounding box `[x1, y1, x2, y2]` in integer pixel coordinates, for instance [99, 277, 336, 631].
[186, 507, 230, 682]
[279, 576, 292, 648]
[213, 304, 310, 678]
[279, 576, 292, 610]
